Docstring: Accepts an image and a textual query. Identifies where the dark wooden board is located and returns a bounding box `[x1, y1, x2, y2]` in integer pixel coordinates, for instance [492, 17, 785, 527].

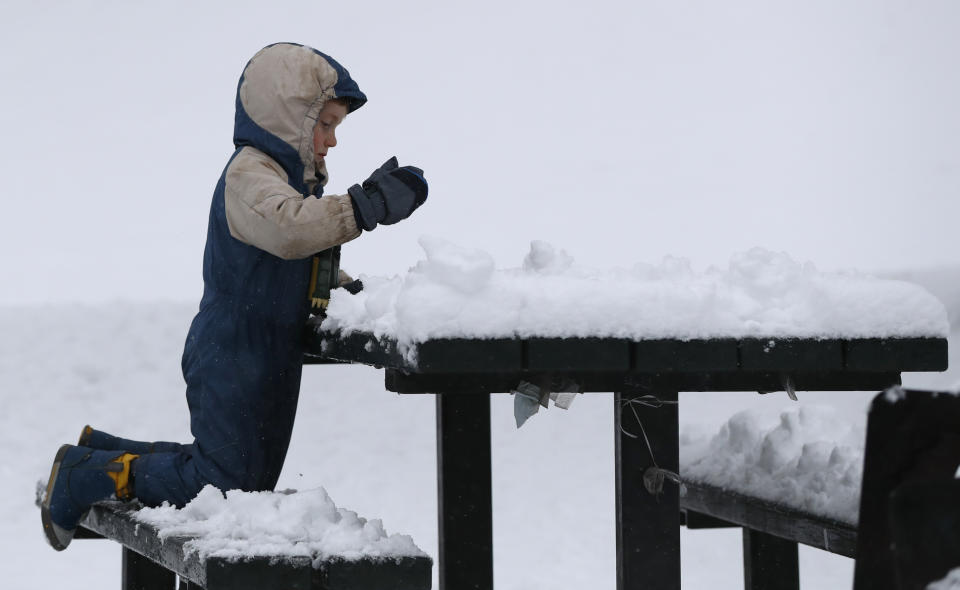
[633, 339, 739, 372]
[82, 503, 208, 586]
[527, 337, 630, 371]
[386, 368, 904, 394]
[307, 331, 947, 379]
[845, 338, 949, 372]
[680, 481, 858, 558]
[888, 480, 960, 590]
[418, 338, 522, 373]
[305, 331, 401, 368]
[739, 338, 844, 371]
[854, 389, 960, 590]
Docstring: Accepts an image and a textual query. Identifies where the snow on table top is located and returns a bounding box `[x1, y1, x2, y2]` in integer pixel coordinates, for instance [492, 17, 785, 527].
[321, 237, 949, 350]
[133, 486, 427, 565]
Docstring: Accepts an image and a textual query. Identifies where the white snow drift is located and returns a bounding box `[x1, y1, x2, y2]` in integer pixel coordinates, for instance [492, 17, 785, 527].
[134, 485, 426, 564]
[322, 238, 949, 351]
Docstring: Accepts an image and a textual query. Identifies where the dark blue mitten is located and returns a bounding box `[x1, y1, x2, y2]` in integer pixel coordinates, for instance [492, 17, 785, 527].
[349, 157, 428, 231]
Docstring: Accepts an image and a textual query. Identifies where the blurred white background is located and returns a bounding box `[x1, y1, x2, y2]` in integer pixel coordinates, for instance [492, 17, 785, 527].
[1, 0, 957, 306]
[2, 2, 958, 588]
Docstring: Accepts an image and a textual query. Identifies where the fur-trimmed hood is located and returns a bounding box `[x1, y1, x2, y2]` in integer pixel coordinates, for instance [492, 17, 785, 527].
[233, 43, 366, 195]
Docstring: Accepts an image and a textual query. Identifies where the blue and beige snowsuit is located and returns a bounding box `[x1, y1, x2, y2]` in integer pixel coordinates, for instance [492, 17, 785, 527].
[132, 43, 367, 506]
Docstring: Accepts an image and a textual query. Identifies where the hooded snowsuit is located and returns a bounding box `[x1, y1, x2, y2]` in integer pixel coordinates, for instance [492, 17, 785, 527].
[132, 43, 367, 507]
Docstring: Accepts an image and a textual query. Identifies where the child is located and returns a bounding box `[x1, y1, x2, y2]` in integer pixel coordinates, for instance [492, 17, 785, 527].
[41, 42, 428, 551]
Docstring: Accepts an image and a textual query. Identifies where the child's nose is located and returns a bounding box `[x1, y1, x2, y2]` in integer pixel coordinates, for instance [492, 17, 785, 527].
[327, 132, 337, 148]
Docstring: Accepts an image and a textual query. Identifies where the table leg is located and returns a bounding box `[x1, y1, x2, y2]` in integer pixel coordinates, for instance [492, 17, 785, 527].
[614, 389, 680, 590]
[436, 392, 494, 590]
[122, 546, 175, 590]
[743, 529, 800, 590]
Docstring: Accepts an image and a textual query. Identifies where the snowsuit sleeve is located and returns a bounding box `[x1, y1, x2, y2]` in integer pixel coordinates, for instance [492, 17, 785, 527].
[223, 146, 361, 260]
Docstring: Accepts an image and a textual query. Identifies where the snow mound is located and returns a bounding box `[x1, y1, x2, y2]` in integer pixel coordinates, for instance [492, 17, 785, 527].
[929, 568, 960, 590]
[321, 237, 949, 350]
[680, 405, 864, 524]
[134, 486, 427, 564]
[886, 266, 960, 329]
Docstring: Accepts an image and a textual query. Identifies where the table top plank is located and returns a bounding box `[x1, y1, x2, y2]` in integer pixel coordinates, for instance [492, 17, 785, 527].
[633, 339, 740, 372]
[527, 338, 630, 372]
[845, 338, 949, 372]
[308, 330, 947, 378]
[740, 338, 844, 372]
[312, 332, 399, 368]
[418, 338, 523, 373]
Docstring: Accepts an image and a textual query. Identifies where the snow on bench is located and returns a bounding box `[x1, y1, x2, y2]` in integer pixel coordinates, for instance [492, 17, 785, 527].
[80, 486, 431, 590]
[680, 388, 960, 590]
[680, 403, 865, 526]
[133, 485, 427, 564]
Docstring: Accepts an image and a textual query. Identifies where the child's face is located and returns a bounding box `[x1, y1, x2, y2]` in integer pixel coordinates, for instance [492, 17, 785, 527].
[312, 100, 349, 167]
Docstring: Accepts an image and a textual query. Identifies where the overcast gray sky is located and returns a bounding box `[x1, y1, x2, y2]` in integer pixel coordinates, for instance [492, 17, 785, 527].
[1, 0, 957, 305]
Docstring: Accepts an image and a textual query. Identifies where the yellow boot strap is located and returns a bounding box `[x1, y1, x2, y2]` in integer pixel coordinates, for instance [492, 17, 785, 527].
[106, 453, 139, 501]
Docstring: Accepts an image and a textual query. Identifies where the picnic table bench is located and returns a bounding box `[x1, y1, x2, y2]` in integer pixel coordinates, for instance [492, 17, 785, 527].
[72, 498, 432, 590]
[681, 388, 960, 590]
[305, 330, 948, 590]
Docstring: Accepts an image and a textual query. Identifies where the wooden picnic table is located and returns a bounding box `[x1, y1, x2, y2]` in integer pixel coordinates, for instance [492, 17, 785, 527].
[304, 331, 948, 590]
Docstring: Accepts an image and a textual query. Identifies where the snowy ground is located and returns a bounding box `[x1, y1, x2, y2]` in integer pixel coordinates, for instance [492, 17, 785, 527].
[3, 277, 956, 588]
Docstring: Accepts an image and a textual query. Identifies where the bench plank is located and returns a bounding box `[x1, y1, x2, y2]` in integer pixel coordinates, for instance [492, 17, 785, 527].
[83, 503, 208, 586]
[680, 481, 858, 558]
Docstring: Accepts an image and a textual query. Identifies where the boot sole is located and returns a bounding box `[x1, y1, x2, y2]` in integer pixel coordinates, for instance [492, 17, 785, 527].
[40, 444, 76, 551]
